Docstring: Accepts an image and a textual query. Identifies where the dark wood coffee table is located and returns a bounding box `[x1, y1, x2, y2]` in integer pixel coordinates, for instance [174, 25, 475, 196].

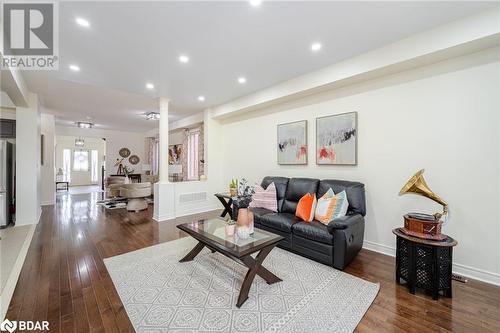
[177, 218, 284, 308]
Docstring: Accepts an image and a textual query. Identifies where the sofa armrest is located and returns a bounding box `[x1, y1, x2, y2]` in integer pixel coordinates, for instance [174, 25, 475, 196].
[326, 214, 364, 232]
[326, 214, 365, 270]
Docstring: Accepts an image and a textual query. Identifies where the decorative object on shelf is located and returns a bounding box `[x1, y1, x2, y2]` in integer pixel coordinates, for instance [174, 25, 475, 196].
[146, 112, 160, 120]
[142, 164, 151, 175]
[56, 168, 64, 182]
[129, 155, 140, 165]
[114, 158, 125, 175]
[316, 111, 357, 165]
[229, 178, 238, 197]
[169, 164, 183, 182]
[74, 137, 85, 147]
[393, 228, 457, 300]
[399, 169, 448, 240]
[277, 120, 307, 165]
[237, 208, 254, 234]
[225, 219, 236, 236]
[119, 147, 131, 158]
[168, 144, 182, 164]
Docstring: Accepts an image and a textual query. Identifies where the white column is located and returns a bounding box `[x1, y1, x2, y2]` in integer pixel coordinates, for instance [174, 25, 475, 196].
[158, 97, 170, 183]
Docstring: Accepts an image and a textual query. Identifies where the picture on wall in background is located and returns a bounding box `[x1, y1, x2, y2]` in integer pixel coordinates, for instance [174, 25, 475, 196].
[169, 144, 183, 164]
[277, 120, 308, 165]
[316, 112, 357, 165]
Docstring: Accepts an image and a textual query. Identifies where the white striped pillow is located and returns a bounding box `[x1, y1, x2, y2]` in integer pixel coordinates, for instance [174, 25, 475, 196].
[249, 182, 278, 212]
[315, 190, 349, 224]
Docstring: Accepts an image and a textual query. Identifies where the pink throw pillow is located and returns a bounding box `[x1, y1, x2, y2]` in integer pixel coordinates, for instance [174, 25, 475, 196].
[249, 182, 278, 212]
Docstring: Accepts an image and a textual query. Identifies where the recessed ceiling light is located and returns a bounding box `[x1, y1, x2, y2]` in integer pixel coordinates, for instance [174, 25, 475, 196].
[198, 96, 205, 102]
[178, 55, 189, 63]
[76, 121, 93, 129]
[146, 83, 154, 90]
[146, 112, 160, 120]
[311, 42, 322, 52]
[249, 0, 262, 7]
[237, 77, 247, 84]
[76, 17, 90, 28]
[69, 64, 80, 72]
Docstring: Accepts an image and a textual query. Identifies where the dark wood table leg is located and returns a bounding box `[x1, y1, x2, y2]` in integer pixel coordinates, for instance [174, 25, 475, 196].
[216, 195, 233, 219]
[179, 242, 205, 262]
[236, 244, 280, 308]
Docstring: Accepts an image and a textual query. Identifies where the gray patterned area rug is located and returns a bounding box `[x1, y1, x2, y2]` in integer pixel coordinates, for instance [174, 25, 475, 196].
[104, 237, 379, 333]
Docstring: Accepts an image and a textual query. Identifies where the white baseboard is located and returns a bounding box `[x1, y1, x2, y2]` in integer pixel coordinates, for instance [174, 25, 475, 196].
[1, 224, 36, 320]
[40, 200, 55, 206]
[153, 204, 221, 222]
[15, 209, 42, 226]
[175, 204, 221, 219]
[153, 212, 175, 222]
[452, 263, 500, 286]
[363, 240, 396, 257]
[362, 240, 500, 286]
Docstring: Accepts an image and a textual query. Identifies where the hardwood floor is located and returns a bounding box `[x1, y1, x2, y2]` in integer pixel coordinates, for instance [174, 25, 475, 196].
[6, 191, 500, 332]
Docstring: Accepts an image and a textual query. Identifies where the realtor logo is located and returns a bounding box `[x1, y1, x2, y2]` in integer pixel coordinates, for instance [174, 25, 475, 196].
[1, 1, 59, 70]
[0, 319, 17, 333]
[0, 319, 49, 331]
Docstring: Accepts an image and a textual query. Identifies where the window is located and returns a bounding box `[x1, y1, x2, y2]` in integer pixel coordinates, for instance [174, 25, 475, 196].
[187, 130, 200, 180]
[73, 150, 89, 172]
[63, 149, 71, 182]
[91, 150, 98, 182]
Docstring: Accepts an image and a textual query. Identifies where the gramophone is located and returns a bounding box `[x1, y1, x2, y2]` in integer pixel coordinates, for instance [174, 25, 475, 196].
[399, 169, 448, 240]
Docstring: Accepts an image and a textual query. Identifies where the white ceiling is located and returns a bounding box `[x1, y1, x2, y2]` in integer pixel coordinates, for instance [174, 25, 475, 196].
[23, 1, 496, 132]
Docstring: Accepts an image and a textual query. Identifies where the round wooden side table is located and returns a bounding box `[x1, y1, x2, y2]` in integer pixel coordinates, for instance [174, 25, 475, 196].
[392, 228, 457, 300]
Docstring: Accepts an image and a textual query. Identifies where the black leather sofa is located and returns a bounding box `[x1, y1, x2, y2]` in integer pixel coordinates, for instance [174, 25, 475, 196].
[235, 176, 366, 270]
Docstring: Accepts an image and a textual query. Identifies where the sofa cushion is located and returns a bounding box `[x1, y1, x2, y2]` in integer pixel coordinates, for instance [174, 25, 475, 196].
[315, 190, 349, 224]
[292, 221, 333, 245]
[260, 213, 301, 233]
[249, 182, 278, 212]
[318, 179, 366, 216]
[250, 207, 274, 223]
[282, 178, 319, 214]
[261, 176, 289, 212]
[295, 193, 317, 222]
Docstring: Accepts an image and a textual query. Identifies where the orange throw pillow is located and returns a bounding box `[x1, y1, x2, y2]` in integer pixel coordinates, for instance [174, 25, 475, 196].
[295, 193, 317, 222]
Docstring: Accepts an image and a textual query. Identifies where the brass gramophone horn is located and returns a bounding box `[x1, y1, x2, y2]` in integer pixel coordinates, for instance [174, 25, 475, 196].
[399, 169, 448, 220]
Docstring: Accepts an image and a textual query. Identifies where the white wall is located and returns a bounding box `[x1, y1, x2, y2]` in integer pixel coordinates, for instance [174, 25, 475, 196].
[0, 91, 16, 109]
[169, 130, 184, 145]
[15, 93, 41, 225]
[55, 126, 145, 178]
[219, 48, 500, 285]
[40, 114, 55, 205]
[55, 136, 105, 186]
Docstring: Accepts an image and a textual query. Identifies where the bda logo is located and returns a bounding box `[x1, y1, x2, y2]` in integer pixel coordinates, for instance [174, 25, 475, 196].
[0, 319, 17, 333]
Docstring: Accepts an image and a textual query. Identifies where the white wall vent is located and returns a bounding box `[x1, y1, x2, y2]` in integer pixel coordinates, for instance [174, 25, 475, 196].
[179, 191, 207, 203]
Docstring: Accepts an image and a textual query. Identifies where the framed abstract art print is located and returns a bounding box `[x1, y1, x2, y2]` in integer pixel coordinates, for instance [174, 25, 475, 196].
[316, 112, 357, 165]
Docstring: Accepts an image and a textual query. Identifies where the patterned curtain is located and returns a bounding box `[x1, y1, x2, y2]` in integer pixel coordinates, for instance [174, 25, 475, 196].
[146, 136, 159, 176]
[198, 125, 204, 177]
[181, 130, 189, 180]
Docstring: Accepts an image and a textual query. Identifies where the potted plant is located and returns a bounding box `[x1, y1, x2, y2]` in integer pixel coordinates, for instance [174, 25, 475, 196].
[225, 219, 236, 236]
[123, 166, 134, 184]
[229, 178, 238, 197]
